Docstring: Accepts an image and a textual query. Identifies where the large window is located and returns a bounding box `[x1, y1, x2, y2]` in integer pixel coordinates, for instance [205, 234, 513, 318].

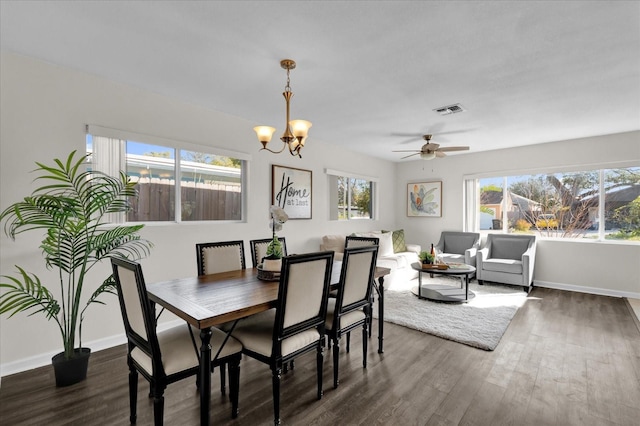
[468, 166, 639, 242]
[327, 170, 376, 220]
[86, 126, 247, 223]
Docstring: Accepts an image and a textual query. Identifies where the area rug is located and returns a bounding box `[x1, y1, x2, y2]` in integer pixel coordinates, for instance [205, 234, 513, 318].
[372, 277, 527, 350]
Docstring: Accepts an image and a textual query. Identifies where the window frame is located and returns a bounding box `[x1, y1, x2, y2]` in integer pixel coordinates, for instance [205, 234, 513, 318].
[86, 124, 250, 224]
[326, 168, 377, 221]
[464, 161, 640, 244]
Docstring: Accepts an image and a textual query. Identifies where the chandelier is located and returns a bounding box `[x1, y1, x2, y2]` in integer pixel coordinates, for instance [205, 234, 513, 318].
[254, 59, 311, 158]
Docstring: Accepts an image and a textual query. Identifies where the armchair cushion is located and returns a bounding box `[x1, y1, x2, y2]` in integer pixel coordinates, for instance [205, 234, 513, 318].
[480, 258, 523, 275]
[444, 235, 474, 254]
[490, 236, 531, 260]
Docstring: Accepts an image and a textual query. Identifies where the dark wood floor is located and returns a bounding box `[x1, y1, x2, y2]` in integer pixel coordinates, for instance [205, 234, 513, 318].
[1, 287, 639, 425]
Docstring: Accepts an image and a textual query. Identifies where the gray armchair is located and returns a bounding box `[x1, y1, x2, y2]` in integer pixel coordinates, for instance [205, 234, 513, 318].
[435, 231, 480, 273]
[476, 234, 536, 293]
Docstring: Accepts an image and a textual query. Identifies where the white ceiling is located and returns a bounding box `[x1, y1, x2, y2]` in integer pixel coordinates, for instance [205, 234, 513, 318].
[1, 1, 639, 162]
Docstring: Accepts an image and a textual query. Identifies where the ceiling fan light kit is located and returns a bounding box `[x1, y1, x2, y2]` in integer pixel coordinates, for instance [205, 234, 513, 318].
[420, 152, 437, 160]
[254, 59, 311, 158]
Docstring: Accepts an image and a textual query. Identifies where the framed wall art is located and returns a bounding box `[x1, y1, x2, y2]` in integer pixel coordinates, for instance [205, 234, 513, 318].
[272, 164, 312, 219]
[407, 181, 442, 217]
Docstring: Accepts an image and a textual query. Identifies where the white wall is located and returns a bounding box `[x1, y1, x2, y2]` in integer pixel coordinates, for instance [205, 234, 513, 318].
[0, 53, 397, 374]
[2, 52, 639, 376]
[395, 132, 640, 296]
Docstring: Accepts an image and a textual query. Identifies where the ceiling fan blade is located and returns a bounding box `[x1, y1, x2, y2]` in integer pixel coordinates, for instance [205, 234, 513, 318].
[392, 150, 421, 153]
[390, 132, 421, 137]
[436, 151, 447, 158]
[398, 137, 423, 145]
[437, 146, 469, 152]
[400, 153, 421, 159]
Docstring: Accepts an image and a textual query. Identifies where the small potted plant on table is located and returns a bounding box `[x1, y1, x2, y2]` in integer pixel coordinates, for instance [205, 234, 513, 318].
[262, 205, 288, 272]
[419, 251, 435, 265]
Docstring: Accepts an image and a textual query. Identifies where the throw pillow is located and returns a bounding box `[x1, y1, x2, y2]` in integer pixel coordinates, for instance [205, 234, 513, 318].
[382, 229, 407, 253]
[353, 231, 394, 257]
[374, 232, 394, 257]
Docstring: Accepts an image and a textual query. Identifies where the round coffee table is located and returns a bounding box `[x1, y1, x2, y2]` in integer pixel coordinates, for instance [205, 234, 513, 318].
[411, 262, 476, 303]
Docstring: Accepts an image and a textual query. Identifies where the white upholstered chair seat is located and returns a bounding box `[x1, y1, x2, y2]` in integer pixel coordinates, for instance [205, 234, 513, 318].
[324, 298, 366, 332]
[232, 309, 321, 357]
[132, 325, 242, 376]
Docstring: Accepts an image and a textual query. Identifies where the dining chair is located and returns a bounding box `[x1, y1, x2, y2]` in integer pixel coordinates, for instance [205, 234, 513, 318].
[196, 240, 246, 274]
[111, 258, 243, 425]
[231, 251, 334, 425]
[325, 245, 378, 388]
[249, 237, 288, 268]
[343, 235, 379, 336]
[195, 240, 245, 395]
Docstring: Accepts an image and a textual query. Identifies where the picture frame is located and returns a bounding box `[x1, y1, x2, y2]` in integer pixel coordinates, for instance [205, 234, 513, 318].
[272, 164, 312, 219]
[407, 181, 442, 217]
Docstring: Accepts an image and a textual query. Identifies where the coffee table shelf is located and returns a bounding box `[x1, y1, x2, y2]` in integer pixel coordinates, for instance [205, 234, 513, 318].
[411, 262, 476, 303]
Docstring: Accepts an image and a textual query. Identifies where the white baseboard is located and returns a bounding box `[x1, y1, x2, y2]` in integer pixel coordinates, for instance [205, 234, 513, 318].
[0, 319, 183, 378]
[534, 280, 640, 299]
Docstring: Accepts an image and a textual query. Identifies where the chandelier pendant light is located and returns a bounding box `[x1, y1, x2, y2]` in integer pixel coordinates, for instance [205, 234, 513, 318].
[254, 59, 311, 158]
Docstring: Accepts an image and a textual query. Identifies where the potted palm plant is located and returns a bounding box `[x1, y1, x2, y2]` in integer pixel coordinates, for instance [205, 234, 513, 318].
[0, 151, 153, 386]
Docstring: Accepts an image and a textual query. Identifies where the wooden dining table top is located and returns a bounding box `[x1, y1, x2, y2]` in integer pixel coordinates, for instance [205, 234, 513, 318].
[147, 264, 391, 331]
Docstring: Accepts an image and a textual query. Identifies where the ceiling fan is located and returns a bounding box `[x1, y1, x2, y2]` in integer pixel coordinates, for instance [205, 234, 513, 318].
[392, 134, 469, 160]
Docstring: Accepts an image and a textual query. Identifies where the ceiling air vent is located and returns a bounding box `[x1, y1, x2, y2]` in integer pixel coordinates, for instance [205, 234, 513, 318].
[434, 103, 465, 115]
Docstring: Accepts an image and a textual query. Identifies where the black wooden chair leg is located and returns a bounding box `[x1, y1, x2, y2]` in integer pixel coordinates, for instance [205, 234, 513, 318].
[332, 338, 340, 389]
[362, 325, 368, 368]
[317, 345, 324, 399]
[128, 367, 138, 424]
[346, 332, 351, 353]
[272, 367, 282, 425]
[152, 388, 165, 426]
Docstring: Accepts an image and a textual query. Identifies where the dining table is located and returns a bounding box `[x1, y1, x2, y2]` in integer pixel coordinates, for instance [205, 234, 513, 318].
[146, 263, 390, 426]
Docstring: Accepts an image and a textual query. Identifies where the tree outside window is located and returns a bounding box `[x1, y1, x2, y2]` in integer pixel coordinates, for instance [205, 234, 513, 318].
[476, 166, 639, 241]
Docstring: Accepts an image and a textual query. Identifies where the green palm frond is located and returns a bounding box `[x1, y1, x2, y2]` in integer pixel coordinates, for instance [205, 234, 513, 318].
[90, 225, 152, 260]
[0, 267, 60, 321]
[1, 150, 153, 358]
[84, 275, 117, 308]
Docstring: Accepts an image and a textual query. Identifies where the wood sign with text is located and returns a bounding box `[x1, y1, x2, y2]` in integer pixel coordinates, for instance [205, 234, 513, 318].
[272, 165, 312, 219]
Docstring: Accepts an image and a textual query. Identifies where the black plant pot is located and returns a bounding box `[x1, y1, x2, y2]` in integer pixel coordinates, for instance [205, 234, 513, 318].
[52, 347, 91, 387]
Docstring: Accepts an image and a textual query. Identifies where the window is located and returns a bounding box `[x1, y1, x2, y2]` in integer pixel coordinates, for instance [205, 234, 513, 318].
[327, 169, 376, 220]
[467, 166, 639, 242]
[86, 126, 247, 223]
